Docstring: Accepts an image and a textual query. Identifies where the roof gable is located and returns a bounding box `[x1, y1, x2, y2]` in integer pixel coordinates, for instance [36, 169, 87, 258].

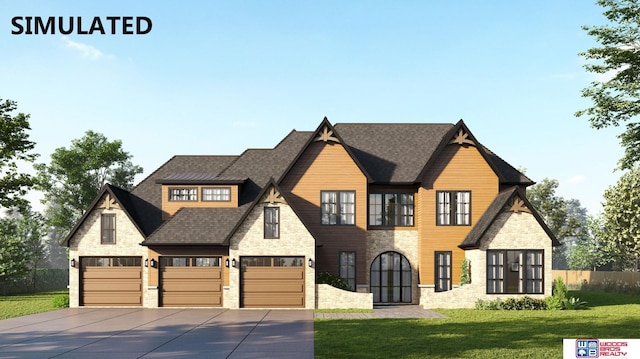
[459, 186, 560, 249]
[62, 184, 146, 246]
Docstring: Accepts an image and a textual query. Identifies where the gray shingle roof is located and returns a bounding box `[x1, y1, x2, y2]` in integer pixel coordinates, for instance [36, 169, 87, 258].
[335, 123, 454, 183]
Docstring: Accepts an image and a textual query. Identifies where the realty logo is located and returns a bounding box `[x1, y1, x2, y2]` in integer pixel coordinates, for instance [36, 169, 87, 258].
[576, 339, 599, 358]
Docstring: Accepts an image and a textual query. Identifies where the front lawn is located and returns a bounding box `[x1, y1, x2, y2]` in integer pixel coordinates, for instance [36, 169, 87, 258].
[315, 291, 640, 358]
[0, 291, 68, 320]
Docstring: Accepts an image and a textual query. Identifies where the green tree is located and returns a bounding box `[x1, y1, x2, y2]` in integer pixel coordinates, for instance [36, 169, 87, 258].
[577, 0, 640, 170]
[17, 209, 48, 291]
[527, 178, 589, 269]
[0, 98, 38, 211]
[35, 131, 143, 234]
[568, 215, 611, 270]
[0, 216, 30, 295]
[600, 166, 640, 270]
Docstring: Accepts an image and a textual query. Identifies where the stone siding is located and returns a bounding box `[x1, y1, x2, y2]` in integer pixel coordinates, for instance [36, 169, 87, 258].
[366, 230, 420, 304]
[316, 284, 373, 309]
[420, 211, 554, 308]
[228, 203, 316, 308]
[68, 206, 147, 307]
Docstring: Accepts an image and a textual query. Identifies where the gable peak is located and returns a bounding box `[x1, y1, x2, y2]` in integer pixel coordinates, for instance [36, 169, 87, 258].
[449, 127, 475, 146]
[262, 186, 287, 205]
[314, 122, 340, 143]
[506, 194, 532, 214]
[98, 192, 121, 210]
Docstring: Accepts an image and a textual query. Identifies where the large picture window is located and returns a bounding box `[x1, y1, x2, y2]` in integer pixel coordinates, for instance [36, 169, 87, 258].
[436, 191, 471, 225]
[321, 191, 355, 225]
[101, 214, 116, 244]
[264, 207, 279, 239]
[369, 193, 414, 227]
[487, 250, 544, 294]
[339, 251, 356, 291]
[435, 251, 452, 292]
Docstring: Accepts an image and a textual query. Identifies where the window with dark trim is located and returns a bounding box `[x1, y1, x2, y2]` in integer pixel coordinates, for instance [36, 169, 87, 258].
[435, 251, 452, 292]
[202, 187, 231, 201]
[436, 191, 471, 225]
[339, 251, 356, 291]
[321, 191, 355, 225]
[487, 250, 544, 294]
[169, 187, 197, 201]
[369, 193, 414, 227]
[101, 214, 116, 244]
[264, 207, 280, 239]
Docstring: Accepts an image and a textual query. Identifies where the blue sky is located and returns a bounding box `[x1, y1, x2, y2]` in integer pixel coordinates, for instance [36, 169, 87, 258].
[0, 1, 624, 215]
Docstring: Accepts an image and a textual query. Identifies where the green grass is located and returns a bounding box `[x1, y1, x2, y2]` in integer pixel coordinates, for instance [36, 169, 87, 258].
[0, 291, 68, 320]
[314, 291, 640, 358]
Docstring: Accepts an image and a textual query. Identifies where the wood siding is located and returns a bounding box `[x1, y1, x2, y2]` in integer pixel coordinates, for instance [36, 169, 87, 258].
[241, 265, 305, 308]
[419, 144, 499, 286]
[280, 141, 368, 284]
[160, 265, 222, 307]
[147, 247, 229, 287]
[161, 185, 239, 219]
[81, 266, 142, 306]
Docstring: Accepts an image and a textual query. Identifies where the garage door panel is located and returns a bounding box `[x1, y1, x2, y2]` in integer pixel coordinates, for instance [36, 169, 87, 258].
[83, 280, 142, 292]
[242, 270, 304, 280]
[241, 256, 305, 308]
[83, 268, 142, 279]
[80, 257, 142, 307]
[162, 280, 222, 292]
[242, 283, 303, 293]
[83, 293, 142, 306]
[162, 268, 221, 280]
[242, 295, 304, 307]
[162, 293, 222, 306]
[160, 256, 223, 307]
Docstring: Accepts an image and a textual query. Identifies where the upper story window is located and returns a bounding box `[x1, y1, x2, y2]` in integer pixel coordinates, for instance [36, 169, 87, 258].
[169, 187, 197, 201]
[369, 193, 414, 227]
[321, 191, 355, 225]
[101, 214, 116, 244]
[202, 187, 231, 202]
[264, 207, 280, 239]
[436, 191, 471, 226]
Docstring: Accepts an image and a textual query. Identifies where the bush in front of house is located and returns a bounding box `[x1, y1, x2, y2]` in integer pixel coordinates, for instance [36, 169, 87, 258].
[52, 294, 69, 308]
[475, 296, 547, 310]
[316, 272, 350, 290]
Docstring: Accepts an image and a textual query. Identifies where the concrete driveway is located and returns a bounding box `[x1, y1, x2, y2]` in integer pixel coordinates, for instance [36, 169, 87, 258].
[0, 308, 314, 359]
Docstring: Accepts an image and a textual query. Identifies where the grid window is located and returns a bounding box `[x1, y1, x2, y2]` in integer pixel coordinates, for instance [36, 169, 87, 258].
[101, 214, 116, 244]
[369, 193, 414, 227]
[436, 191, 471, 225]
[486, 250, 544, 294]
[169, 187, 197, 201]
[202, 187, 231, 201]
[264, 207, 280, 239]
[435, 251, 452, 292]
[321, 191, 355, 225]
[339, 251, 356, 291]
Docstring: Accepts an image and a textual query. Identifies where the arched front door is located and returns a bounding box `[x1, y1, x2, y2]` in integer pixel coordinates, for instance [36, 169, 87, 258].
[370, 251, 411, 303]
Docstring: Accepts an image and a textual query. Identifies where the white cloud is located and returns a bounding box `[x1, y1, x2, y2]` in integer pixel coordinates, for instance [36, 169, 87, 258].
[566, 175, 586, 184]
[60, 36, 113, 60]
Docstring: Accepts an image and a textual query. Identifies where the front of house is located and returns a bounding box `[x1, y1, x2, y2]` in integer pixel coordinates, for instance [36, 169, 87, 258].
[64, 118, 559, 309]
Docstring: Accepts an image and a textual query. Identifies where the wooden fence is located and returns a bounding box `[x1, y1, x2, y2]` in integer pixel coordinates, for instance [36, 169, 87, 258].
[552, 270, 640, 287]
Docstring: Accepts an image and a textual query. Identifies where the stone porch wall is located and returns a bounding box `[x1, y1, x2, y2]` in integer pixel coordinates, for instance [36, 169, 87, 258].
[420, 211, 553, 309]
[316, 284, 373, 309]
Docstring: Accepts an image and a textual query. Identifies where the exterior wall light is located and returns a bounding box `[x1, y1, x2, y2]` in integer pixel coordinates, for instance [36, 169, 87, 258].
[70, 258, 76, 268]
[144, 258, 149, 267]
[150, 258, 157, 268]
[225, 258, 230, 268]
[231, 258, 237, 268]
[308, 258, 313, 268]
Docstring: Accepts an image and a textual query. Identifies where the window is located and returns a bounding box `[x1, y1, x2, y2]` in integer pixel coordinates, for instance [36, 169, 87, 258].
[264, 207, 279, 239]
[161, 257, 221, 267]
[101, 214, 115, 244]
[202, 187, 231, 201]
[169, 187, 197, 201]
[436, 191, 471, 225]
[487, 250, 544, 294]
[369, 193, 414, 226]
[339, 251, 356, 291]
[435, 251, 452, 292]
[321, 191, 355, 225]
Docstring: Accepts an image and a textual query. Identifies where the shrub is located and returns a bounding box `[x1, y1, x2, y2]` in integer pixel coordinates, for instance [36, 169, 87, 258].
[460, 258, 471, 286]
[564, 297, 587, 310]
[552, 277, 568, 303]
[475, 298, 503, 310]
[501, 296, 547, 310]
[52, 294, 69, 308]
[545, 295, 564, 310]
[316, 272, 350, 290]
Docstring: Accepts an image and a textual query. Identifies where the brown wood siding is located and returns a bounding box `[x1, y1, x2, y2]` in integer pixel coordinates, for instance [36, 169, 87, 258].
[279, 141, 368, 284]
[419, 144, 499, 286]
[161, 266, 222, 307]
[161, 185, 239, 219]
[81, 266, 142, 306]
[241, 266, 304, 308]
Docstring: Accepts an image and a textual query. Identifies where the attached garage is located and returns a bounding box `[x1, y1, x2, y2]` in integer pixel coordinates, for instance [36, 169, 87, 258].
[80, 257, 142, 306]
[160, 256, 222, 307]
[241, 256, 305, 308]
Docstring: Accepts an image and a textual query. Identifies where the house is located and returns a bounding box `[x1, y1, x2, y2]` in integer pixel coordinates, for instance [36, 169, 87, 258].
[63, 118, 559, 309]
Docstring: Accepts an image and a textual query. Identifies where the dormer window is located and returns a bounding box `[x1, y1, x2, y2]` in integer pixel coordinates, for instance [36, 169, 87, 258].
[202, 187, 231, 202]
[169, 188, 197, 201]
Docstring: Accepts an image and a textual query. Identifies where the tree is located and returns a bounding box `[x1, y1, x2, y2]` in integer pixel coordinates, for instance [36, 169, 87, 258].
[577, 0, 640, 170]
[568, 215, 612, 270]
[0, 216, 30, 295]
[0, 98, 38, 211]
[35, 131, 143, 234]
[16, 209, 48, 291]
[600, 165, 640, 271]
[527, 178, 589, 269]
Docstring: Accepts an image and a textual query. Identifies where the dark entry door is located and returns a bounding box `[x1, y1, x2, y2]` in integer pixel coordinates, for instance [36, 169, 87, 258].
[370, 251, 411, 303]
